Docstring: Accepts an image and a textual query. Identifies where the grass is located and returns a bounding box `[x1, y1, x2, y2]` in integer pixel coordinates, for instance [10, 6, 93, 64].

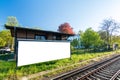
[0, 50, 119, 79]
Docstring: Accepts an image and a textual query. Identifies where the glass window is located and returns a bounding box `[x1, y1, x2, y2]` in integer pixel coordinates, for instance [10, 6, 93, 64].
[35, 35, 46, 40]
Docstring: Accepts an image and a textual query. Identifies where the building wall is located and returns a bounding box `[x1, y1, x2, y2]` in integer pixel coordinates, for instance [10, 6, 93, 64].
[11, 29, 68, 40]
[26, 31, 35, 39]
[17, 30, 26, 38]
[47, 34, 53, 40]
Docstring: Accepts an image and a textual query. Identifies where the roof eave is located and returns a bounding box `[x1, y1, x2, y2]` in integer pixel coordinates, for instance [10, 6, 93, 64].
[5, 24, 75, 36]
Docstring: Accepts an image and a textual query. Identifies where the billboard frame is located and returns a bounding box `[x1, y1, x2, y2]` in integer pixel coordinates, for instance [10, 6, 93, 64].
[16, 39, 71, 67]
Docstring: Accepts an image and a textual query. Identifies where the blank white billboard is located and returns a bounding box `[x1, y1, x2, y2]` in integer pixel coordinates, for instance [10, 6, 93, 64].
[17, 41, 70, 66]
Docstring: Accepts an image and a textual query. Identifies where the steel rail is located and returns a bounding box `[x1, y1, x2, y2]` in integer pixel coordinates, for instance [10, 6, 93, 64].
[51, 54, 120, 80]
[110, 69, 120, 80]
[77, 56, 120, 80]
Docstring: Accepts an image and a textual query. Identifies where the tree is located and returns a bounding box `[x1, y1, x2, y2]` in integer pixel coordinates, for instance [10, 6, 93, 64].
[0, 37, 6, 48]
[6, 16, 19, 27]
[81, 28, 103, 51]
[78, 30, 83, 35]
[58, 22, 74, 34]
[98, 30, 107, 43]
[111, 35, 120, 46]
[0, 30, 13, 49]
[100, 18, 120, 45]
[71, 39, 79, 48]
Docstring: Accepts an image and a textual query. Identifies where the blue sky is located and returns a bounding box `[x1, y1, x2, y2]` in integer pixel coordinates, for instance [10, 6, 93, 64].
[0, 0, 120, 33]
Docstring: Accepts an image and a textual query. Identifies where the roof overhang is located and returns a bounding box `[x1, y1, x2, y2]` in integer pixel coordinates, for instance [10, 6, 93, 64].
[5, 25, 75, 37]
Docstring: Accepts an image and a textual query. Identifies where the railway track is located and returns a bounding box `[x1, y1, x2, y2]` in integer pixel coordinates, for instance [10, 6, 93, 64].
[51, 54, 120, 80]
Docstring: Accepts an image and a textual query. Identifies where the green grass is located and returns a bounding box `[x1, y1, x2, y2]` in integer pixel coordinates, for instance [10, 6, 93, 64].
[0, 50, 119, 79]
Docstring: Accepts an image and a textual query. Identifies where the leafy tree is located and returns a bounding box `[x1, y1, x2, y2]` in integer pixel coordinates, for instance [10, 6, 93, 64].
[100, 18, 120, 45]
[111, 35, 120, 46]
[71, 39, 79, 48]
[0, 37, 6, 47]
[98, 30, 108, 45]
[6, 16, 19, 27]
[0, 30, 13, 49]
[78, 30, 83, 35]
[98, 30, 107, 41]
[58, 22, 74, 34]
[81, 28, 103, 51]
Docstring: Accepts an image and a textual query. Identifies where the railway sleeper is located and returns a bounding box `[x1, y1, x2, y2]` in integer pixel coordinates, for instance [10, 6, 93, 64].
[98, 71, 113, 76]
[115, 77, 120, 80]
[77, 75, 98, 80]
[64, 77, 76, 80]
[93, 73, 110, 80]
[86, 77, 93, 80]
[118, 75, 120, 78]
[70, 77, 74, 80]
[96, 72, 112, 78]
[116, 75, 120, 79]
[73, 76, 82, 80]
[106, 68, 120, 71]
[89, 75, 99, 80]
[101, 70, 115, 74]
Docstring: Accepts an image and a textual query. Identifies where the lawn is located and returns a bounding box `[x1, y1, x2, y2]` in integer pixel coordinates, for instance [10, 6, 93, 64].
[0, 50, 119, 79]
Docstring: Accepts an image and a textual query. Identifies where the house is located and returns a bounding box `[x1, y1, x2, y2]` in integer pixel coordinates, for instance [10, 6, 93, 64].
[5, 25, 75, 66]
[5, 25, 74, 40]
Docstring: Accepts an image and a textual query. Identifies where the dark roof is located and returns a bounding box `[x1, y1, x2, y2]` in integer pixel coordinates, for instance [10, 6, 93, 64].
[5, 25, 75, 36]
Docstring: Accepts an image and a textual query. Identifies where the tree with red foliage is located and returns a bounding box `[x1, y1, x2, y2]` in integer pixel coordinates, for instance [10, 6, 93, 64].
[58, 23, 75, 34]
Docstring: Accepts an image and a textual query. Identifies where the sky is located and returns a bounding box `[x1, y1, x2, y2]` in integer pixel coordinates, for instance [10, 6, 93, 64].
[0, 0, 120, 33]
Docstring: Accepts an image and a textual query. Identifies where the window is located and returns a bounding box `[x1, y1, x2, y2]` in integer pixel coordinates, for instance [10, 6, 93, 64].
[35, 35, 46, 40]
[53, 36, 56, 40]
[56, 35, 61, 40]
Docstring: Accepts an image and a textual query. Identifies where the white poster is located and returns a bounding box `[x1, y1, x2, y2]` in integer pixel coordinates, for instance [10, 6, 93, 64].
[17, 41, 70, 66]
